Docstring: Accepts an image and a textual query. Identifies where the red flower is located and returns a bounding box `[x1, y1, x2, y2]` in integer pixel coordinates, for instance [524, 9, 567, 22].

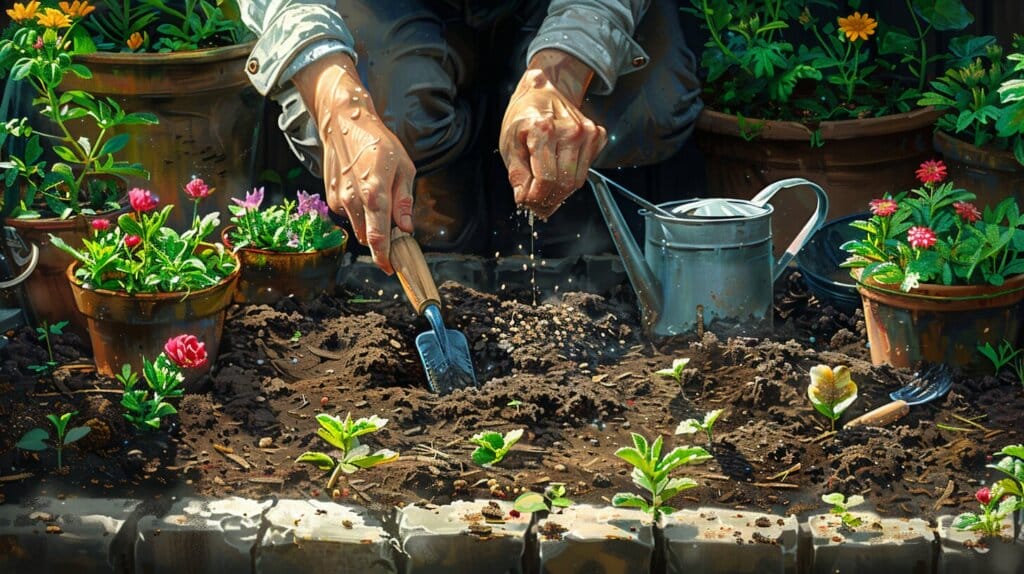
[915, 160, 947, 185]
[124, 234, 142, 249]
[164, 334, 208, 369]
[91, 218, 111, 232]
[184, 177, 212, 200]
[954, 201, 981, 223]
[128, 188, 159, 212]
[907, 226, 937, 249]
[976, 487, 992, 505]
[869, 198, 898, 217]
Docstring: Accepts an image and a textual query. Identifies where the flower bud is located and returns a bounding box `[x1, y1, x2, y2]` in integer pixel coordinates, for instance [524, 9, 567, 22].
[124, 234, 142, 249]
[976, 487, 992, 505]
[91, 218, 110, 232]
[163, 334, 208, 369]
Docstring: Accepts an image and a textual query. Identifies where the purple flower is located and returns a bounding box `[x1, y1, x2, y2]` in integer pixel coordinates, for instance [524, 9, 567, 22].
[296, 190, 329, 219]
[231, 187, 264, 211]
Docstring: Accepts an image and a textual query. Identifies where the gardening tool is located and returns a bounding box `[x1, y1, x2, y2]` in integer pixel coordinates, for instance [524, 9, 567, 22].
[589, 169, 829, 337]
[390, 229, 478, 394]
[844, 365, 954, 428]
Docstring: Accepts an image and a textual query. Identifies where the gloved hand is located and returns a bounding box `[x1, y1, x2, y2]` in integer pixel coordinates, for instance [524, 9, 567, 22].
[500, 49, 608, 220]
[293, 54, 416, 274]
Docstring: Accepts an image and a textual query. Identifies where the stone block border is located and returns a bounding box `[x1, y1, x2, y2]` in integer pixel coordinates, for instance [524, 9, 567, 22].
[0, 497, 1021, 574]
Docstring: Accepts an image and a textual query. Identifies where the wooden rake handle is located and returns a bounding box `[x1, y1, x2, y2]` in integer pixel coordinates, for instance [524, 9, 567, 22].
[390, 229, 441, 315]
[844, 400, 910, 429]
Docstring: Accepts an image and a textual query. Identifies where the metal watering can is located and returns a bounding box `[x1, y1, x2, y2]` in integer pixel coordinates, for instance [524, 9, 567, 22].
[589, 170, 828, 337]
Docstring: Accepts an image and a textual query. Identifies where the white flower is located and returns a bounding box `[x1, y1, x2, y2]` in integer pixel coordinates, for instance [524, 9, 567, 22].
[900, 272, 920, 292]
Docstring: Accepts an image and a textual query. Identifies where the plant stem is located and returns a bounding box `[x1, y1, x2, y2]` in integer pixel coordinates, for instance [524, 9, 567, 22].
[56, 445, 62, 470]
[905, 0, 930, 92]
[326, 462, 344, 489]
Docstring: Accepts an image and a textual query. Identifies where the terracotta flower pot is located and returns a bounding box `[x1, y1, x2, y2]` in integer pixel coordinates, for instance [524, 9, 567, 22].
[695, 108, 942, 253]
[933, 130, 1024, 207]
[67, 253, 240, 390]
[856, 273, 1024, 372]
[60, 43, 263, 232]
[221, 226, 347, 304]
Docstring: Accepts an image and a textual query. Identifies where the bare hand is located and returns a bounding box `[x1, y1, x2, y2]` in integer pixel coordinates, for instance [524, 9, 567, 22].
[294, 55, 416, 274]
[500, 50, 607, 220]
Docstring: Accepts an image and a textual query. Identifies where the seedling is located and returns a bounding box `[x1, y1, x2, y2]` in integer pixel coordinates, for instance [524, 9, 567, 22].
[656, 358, 690, 383]
[1011, 358, 1024, 390]
[514, 482, 574, 514]
[953, 484, 1019, 537]
[675, 409, 724, 444]
[290, 330, 302, 343]
[469, 428, 523, 467]
[807, 365, 858, 431]
[507, 399, 523, 413]
[978, 340, 1022, 374]
[27, 320, 68, 375]
[822, 492, 865, 529]
[15, 411, 91, 471]
[612, 433, 711, 519]
[118, 359, 184, 430]
[987, 444, 1024, 536]
[294, 413, 399, 489]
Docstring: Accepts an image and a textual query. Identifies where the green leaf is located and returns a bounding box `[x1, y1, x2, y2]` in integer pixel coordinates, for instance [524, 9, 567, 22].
[63, 426, 91, 445]
[951, 513, 981, 529]
[550, 497, 573, 508]
[996, 445, 1024, 460]
[514, 491, 549, 513]
[614, 447, 649, 475]
[912, 0, 973, 31]
[471, 447, 497, 466]
[97, 133, 130, 157]
[348, 448, 399, 469]
[314, 413, 346, 449]
[611, 492, 650, 512]
[470, 431, 505, 451]
[15, 428, 49, 451]
[294, 452, 336, 471]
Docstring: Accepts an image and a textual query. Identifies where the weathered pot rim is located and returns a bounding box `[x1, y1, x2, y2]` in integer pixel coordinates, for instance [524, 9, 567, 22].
[696, 107, 942, 141]
[65, 246, 241, 300]
[933, 130, 1024, 173]
[221, 225, 348, 256]
[856, 271, 1024, 306]
[4, 209, 119, 231]
[74, 41, 256, 66]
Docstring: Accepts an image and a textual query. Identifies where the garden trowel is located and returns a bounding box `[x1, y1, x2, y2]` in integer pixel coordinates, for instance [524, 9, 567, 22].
[390, 229, 478, 394]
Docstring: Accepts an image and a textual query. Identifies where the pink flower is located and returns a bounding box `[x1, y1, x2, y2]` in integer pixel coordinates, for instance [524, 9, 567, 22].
[128, 188, 159, 212]
[33, 37, 43, 50]
[915, 160, 947, 185]
[907, 226, 937, 249]
[124, 234, 142, 249]
[231, 187, 264, 211]
[976, 487, 992, 505]
[296, 190, 329, 219]
[164, 334, 208, 369]
[91, 218, 111, 232]
[869, 198, 898, 217]
[184, 177, 212, 200]
[954, 201, 981, 223]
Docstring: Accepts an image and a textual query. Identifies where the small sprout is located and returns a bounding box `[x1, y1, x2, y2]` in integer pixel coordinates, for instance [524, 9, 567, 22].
[507, 399, 523, 413]
[469, 428, 523, 467]
[808, 365, 858, 431]
[675, 409, 724, 444]
[15, 411, 91, 471]
[27, 320, 68, 375]
[612, 433, 711, 519]
[656, 358, 690, 383]
[978, 340, 1021, 373]
[952, 484, 1019, 537]
[290, 330, 302, 343]
[822, 492, 865, 529]
[514, 482, 574, 514]
[294, 413, 399, 489]
[1010, 358, 1024, 391]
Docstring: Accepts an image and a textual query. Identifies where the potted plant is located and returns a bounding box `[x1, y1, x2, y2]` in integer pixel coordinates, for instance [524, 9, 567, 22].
[221, 187, 346, 304]
[60, 0, 262, 231]
[920, 35, 1024, 207]
[0, 2, 156, 341]
[840, 159, 1024, 372]
[50, 179, 239, 389]
[683, 0, 975, 247]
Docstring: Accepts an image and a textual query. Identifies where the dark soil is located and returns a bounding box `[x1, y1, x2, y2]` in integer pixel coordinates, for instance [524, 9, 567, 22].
[1, 271, 1021, 520]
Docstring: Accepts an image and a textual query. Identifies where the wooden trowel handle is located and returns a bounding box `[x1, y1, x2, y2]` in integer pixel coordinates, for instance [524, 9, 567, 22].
[844, 400, 910, 429]
[390, 229, 441, 315]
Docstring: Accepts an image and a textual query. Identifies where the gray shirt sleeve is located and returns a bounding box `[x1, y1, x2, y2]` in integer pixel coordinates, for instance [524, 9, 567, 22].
[526, 0, 651, 95]
[237, 0, 358, 94]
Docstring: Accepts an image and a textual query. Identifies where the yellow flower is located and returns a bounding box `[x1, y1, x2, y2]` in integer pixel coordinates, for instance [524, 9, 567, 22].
[837, 12, 877, 42]
[126, 32, 143, 51]
[6, 1, 40, 22]
[36, 7, 72, 28]
[58, 0, 95, 18]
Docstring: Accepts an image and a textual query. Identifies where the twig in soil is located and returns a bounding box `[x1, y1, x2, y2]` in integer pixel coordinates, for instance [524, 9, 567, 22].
[306, 345, 346, 361]
[768, 463, 802, 481]
[413, 444, 452, 459]
[949, 413, 990, 432]
[936, 424, 975, 433]
[751, 482, 800, 489]
[248, 477, 284, 487]
[0, 472, 33, 482]
[698, 473, 731, 481]
[34, 388, 124, 396]
[984, 429, 1005, 440]
[933, 480, 955, 512]
[213, 444, 251, 470]
[581, 457, 602, 468]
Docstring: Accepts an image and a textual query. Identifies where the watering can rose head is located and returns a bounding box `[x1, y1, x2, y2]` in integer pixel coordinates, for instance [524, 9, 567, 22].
[0, 1, 158, 219]
[49, 178, 236, 294]
[225, 188, 346, 254]
[840, 159, 1024, 292]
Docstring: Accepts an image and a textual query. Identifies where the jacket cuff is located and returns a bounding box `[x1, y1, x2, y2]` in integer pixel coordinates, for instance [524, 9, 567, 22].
[526, 5, 649, 95]
[245, 4, 357, 95]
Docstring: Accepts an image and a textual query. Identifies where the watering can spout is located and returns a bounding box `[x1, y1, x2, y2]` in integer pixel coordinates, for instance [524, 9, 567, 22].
[588, 171, 663, 333]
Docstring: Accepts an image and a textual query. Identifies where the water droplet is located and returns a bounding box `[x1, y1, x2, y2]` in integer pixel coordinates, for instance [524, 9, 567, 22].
[341, 126, 350, 135]
[350, 109, 361, 119]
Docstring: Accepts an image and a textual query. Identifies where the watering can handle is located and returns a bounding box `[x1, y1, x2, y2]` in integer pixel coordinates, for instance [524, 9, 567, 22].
[750, 178, 830, 282]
